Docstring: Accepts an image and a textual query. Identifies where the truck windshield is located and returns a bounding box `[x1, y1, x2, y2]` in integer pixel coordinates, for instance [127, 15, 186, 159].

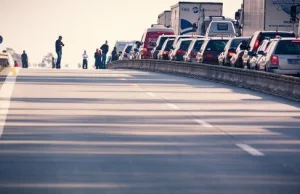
[275, 40, 300, 55]
[206, 40, 229, 51]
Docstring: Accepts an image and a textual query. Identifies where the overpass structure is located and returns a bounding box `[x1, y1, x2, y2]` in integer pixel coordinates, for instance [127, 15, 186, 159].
[0, 62, 299, 194]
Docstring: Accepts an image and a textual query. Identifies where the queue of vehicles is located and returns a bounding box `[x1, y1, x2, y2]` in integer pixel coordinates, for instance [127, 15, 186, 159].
[116, 23, 300, 76]
[114, 0, 300, 76]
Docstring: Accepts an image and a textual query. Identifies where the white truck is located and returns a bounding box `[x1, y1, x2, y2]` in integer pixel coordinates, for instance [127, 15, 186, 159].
[157, 11, 171, 27]
[238, 0, 300, 37]
[170, 2, 223, 36]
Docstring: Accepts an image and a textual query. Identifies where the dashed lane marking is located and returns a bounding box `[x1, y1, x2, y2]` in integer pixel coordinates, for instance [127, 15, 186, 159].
[166, 103, 180, 110]
[0, 70, 19, 138]
[195, 119, 213, 128]
[236, 144, 265, 156]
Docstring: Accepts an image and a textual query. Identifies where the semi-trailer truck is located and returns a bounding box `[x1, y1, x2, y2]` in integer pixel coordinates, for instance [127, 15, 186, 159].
[170, 2, 223, 35]
[157, 11, 171, 27]
[237, 0, 300, 37]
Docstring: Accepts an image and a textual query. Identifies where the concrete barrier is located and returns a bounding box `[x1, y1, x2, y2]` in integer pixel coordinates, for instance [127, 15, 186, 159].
[108, 60, 300, 101]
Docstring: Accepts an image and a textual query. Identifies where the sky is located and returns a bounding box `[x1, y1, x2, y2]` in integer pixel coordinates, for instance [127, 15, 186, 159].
[0, 0, 242, 67]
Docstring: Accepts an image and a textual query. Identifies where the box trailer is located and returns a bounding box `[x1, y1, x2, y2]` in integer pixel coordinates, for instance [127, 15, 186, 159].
[158, 11, 171, 27]
[240, 0, 300, 37]
[170, 1, 223, 35]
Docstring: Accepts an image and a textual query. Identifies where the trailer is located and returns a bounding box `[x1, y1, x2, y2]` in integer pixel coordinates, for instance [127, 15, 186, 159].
[170, 1, 223, 35]
[158, 11, 171, 27]
[239, 0, 300, 37]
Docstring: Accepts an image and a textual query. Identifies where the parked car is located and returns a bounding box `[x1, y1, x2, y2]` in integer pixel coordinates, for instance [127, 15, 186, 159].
[196, 38, 230, 65]
[169, 39, 193, 61]
[151, 35, 176, 59]
[138, 26, 175, 59]
[230, 41, 248, 68]
[119, 44, 133, 60]
[218, 37, 249, 66]
[170, 35, 204, 54]
[257, 38, 300, 75]
[129, 41, 142, 60]
[158, 38, 175, 60]
[183, 38, 205, 62]
[248, 39, 271, 69]
[242, 31, 296, 68]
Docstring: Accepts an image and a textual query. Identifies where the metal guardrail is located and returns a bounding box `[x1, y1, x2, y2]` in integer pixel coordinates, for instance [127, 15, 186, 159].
[109, 60, 300, 101]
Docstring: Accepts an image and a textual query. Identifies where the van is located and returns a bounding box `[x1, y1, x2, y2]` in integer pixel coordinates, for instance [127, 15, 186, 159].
[114, 41, 135, 53]
[205, 21, 236, 38]
[139, 26, 175, 59]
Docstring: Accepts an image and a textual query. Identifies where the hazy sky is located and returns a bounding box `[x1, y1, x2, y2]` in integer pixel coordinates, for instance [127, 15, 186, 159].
[0, 0, 242, 66]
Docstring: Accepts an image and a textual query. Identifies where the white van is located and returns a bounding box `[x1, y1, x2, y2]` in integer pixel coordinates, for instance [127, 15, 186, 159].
[205, 21, 236, 38]
[114, 41, 135, 53]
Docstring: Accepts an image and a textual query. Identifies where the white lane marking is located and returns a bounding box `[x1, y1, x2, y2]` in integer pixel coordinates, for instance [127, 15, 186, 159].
[166, 103, 180, 110]
[0, 72, 18, 138]
[236, 144, 265, 156]
[195, 119, 213, 128]
[146, 92, 157, 97]
[119, 78, 127, 81]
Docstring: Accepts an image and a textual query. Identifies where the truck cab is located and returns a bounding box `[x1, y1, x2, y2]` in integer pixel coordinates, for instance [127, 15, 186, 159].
[205, 21, 236, 38]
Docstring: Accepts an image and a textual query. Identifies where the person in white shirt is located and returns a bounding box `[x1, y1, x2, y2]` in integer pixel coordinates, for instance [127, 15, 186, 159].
[82, 50, 88, 69]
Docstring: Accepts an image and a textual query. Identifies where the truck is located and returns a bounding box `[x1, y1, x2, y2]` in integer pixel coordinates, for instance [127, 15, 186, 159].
[157, 11, 171, 27]
[237, 0, 300, 37]
[170, 1, 223, 36]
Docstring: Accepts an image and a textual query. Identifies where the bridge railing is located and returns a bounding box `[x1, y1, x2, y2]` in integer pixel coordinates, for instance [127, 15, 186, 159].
[108, 60, 300, 101]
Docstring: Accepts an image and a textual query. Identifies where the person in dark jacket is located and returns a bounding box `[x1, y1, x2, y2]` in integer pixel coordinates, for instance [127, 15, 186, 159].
[55, 36, 64, 69]
[94, 49, 102, 69]
[111, 47, 118, 62]
[21, 50, 28, 68]
[100, 40, 109, 68]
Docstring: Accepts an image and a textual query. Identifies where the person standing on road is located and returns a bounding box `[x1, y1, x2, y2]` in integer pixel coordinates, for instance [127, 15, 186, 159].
[82, 50, 88, 69]
[111, 47, 118, 62]
[94, 49, 102, 69]
[21, 50, 28, 68]
[55, 36, 64, 69]
[100, 40, 109, 69]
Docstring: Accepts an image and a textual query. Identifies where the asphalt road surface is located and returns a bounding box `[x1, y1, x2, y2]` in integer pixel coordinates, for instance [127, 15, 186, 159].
[0, 68, 299, 194]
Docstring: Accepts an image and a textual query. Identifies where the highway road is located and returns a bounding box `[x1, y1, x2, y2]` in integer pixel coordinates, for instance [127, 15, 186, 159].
[0, 68, 299, 194]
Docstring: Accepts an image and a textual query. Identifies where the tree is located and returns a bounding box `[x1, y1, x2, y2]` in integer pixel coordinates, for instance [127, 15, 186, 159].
[6, 48, 22, 64]
[41, 52, 54, 68]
